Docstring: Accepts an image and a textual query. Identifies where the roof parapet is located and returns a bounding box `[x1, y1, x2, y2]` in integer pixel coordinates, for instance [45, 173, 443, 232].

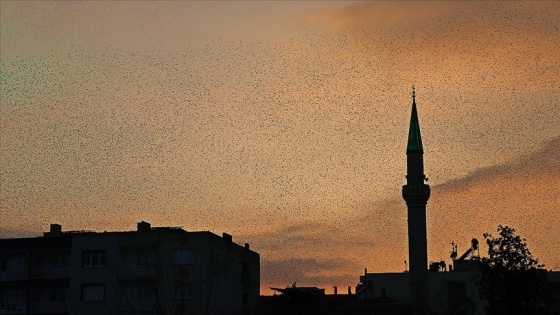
[137, 221, 151, 233]
[223, 232, 233, 243]
[44, 223, 62, 237]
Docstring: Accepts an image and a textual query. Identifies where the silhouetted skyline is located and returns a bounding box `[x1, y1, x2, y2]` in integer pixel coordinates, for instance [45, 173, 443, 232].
[1, 2, 559, 294]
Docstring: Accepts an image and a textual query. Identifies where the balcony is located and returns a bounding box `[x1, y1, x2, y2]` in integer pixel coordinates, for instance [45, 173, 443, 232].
[30, 301, 68, 313]
[119, 265, 159, 279]
[0, 303, 26, 314]
[119, 300, 160, 313]
[30, 268, 70, 279]
[0, 270, 28, 281]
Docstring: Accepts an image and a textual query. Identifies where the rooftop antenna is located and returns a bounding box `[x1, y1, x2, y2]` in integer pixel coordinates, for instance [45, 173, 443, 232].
[450, 241, 458, 260]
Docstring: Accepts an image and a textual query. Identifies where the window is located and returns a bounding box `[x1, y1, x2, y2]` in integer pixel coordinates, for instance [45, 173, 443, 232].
[49, 287, 68, 302]
[0, 289, 25, 305]
[0, 256, 25, 271]
[52, 254, 70, 269]
[82, 284, 105, 301]
[137, 285, 154, 300]
[83, 251, 106, 267]
[138, 251, 157, 265]
[173, 249, 195, 265]
[172, 282, 194, 299]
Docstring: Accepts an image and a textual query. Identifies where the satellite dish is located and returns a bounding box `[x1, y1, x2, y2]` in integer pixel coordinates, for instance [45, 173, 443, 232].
[471, 238, 479, 250]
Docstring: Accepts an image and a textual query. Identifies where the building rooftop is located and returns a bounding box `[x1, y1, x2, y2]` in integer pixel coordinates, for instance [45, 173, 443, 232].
[2, 221, 256, 253]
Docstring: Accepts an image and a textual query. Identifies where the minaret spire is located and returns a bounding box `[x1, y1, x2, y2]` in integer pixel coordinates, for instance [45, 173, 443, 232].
[407, 86, 424, 153]
[402, 88, 430, 315]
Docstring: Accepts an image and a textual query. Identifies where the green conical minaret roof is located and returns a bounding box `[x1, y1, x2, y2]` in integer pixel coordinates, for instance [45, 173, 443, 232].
[407, 88, 424, 153]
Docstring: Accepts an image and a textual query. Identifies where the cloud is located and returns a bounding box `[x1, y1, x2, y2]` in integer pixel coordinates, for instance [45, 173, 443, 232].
[437, 136, 560, 192]
[243, 222, 373, 259]
[262, 258, 358, 289]
[298, 2, 559, 40]
[297, 2, 456, 32]
[241, 222, 373, 293]
[296, 2, 560, 97]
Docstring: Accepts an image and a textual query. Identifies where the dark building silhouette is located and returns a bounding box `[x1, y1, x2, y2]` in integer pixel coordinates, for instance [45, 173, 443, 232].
[0, 222, 259, 315]
[261, 284, 411, 315]
[402, 87, 430, 315]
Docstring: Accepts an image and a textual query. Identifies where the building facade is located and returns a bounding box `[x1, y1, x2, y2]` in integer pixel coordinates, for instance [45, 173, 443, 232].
[0, 222, 259, 315]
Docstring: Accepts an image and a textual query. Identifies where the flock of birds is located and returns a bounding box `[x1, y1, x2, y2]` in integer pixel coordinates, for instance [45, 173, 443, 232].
[2, 2, 559, 288]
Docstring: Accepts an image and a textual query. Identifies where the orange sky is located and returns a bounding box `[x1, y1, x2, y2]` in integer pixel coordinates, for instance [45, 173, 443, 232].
[1, 1, 559, 294]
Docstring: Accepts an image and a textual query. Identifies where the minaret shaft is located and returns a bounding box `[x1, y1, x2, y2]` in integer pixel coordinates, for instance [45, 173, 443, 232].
[406, 152, 425, 186]
[402, 88, 430, 315]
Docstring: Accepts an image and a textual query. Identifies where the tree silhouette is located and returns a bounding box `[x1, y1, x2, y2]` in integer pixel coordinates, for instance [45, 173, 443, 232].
[477, 225, 547, 315]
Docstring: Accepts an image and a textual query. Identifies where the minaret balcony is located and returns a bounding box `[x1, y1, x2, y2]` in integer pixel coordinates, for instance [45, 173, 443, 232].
[402, 184, 430, 204]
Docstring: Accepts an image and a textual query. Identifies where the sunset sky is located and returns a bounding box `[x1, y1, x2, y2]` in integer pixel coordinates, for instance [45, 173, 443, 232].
[1, 1, 559, 294]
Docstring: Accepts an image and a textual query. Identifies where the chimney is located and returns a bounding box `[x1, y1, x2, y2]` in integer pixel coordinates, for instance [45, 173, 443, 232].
[50, 224, 62, 236]
[137, 221, 151, 233]
[334, 286, 338, 295]
[244, 243, 250, 250]
[222, 233, 232, 242]
[348, 286, 352, 295]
